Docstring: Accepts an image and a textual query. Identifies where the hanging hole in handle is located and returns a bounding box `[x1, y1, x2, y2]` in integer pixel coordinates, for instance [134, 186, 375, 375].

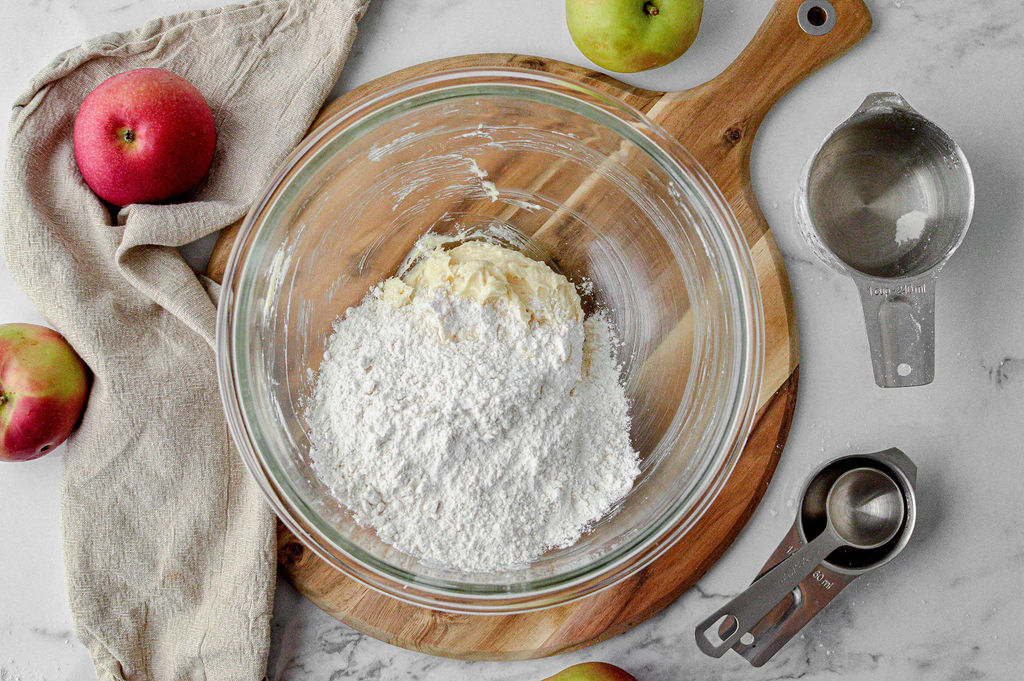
[807, 6, 827, 25]
[797, 0, 837, 35]
[701, 614, 739, 648]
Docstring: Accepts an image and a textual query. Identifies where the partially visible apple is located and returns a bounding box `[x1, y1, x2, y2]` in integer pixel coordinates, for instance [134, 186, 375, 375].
[543, 662, 639, 681]
[566, 0, 703, 73]
[73, 67, 217, 206]
[0, 324, 89, 462]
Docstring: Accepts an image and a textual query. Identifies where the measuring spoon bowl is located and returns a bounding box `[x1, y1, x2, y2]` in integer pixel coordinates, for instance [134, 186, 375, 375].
[826, 467, 905, 549]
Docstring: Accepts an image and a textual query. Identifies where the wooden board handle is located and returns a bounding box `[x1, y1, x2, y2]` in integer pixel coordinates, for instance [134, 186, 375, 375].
[664, 0, 872, 131]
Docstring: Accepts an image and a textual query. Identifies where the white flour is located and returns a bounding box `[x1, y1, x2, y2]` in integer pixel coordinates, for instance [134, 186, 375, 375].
[308, 287, 638, 571]
[895, 209, 929, 244]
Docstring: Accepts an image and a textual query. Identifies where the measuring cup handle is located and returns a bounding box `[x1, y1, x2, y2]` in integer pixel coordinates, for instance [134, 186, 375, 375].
[856, 277, 936, 387]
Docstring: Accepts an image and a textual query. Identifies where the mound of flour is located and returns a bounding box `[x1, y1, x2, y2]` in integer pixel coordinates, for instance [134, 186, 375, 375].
[308, 287, 638, 571]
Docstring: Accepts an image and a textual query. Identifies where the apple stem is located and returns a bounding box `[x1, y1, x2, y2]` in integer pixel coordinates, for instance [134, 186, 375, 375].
[644, 2, 659, 15]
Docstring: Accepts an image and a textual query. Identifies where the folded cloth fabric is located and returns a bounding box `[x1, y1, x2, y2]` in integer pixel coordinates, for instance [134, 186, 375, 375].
[0, 1, 367, 678]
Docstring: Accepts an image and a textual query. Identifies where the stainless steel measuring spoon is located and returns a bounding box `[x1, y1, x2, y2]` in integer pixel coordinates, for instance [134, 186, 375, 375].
[694, 448, 918, 667]
[694, 466, 904, 657]
[799, 92, 974, 387]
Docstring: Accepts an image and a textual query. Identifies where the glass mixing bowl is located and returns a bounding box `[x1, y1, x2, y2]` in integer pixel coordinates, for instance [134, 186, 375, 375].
[217, 68, 763, 613]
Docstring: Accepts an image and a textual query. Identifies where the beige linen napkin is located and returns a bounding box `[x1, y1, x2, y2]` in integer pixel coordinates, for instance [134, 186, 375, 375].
[0, 1, 367, 678]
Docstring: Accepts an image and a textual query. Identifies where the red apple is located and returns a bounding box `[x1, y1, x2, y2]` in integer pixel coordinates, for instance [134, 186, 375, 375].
[0, 324, 89, 462]
[543, 662, 639, 681]
[73, 68, 216, 206]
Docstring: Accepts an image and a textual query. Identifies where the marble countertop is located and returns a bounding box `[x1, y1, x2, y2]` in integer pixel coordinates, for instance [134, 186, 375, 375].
[2, 0, 1022, 679]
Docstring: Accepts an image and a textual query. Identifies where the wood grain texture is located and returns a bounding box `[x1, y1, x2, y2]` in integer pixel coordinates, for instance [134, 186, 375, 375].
[207, 0, 870, 660]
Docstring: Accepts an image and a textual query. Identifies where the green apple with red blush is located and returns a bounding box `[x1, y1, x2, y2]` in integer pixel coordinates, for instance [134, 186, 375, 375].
[543, 662, 639, 681]
[73, 67, 217, 206]
[566, 0, 703, 73]
[0, 324, 89, 462]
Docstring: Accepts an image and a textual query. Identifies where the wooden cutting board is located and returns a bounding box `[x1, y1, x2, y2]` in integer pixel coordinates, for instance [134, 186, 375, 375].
[207, 0, 870, 660]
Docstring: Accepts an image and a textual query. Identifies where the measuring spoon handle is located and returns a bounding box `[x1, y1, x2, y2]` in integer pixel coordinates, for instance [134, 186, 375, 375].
[694, 529, 843, 657]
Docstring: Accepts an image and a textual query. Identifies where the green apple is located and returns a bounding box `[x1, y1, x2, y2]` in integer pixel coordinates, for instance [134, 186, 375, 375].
[566, 0, 703, 73]
[543, 662, 639, 681]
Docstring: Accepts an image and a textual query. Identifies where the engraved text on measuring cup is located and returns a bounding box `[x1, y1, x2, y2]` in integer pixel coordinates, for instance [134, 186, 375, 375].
[867, 283, 927, 296]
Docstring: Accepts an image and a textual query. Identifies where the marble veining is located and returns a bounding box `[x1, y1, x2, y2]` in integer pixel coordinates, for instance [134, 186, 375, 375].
[2, 0, 1023, 679]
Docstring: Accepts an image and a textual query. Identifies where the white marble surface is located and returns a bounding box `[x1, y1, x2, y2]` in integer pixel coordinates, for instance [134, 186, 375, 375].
[2, 0, 1023, 679]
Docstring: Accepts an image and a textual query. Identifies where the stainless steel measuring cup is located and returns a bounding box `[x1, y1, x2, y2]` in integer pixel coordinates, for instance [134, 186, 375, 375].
[800, 93, 974, 387]
[695, 448, 918, 666]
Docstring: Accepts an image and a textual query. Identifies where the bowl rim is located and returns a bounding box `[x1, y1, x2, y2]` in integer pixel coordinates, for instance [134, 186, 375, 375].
[216, 66, 765, 613]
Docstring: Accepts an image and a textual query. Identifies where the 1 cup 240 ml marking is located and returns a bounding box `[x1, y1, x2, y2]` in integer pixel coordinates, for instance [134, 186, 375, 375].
[866, 283, 927, 296]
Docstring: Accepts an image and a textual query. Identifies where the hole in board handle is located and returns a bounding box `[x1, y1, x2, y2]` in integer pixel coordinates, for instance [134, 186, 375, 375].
[797, 0, 837, 35]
